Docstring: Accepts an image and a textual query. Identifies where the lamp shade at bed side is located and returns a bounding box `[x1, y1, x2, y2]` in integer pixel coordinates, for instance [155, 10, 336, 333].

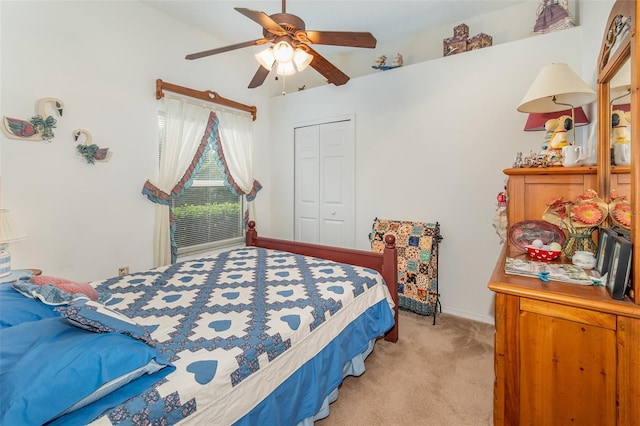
[0, 209, 28, 277]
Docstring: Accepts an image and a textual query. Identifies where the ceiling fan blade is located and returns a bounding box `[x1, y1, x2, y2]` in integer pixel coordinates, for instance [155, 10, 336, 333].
[305, 46, 350, 86]
[248, 65, 272, 89]
[304, 31, 377, 48]
[186, 39, 269, 60]
[234, 7, 288, 36]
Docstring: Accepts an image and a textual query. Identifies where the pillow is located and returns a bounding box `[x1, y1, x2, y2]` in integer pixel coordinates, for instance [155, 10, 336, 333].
[0, 317, 174, 426]
[0, 285, 60, 329]
[12, 278, 110, 306]
[31, 275, 99, 301]
[56, 299, 154, 345]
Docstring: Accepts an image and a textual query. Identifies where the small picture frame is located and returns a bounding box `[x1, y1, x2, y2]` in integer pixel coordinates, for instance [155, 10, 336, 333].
[595, 227, 617, 275]
[605, 235, 632, 300]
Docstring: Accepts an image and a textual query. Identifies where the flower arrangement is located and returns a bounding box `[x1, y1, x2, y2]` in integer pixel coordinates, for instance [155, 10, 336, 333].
[608, 190, 631, 229]
[542, 189, 608, 258]
[543, 189, 608, 230]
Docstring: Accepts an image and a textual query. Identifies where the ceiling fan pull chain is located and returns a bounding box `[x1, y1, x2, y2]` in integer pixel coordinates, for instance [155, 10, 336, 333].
[281, 74, 287, 96]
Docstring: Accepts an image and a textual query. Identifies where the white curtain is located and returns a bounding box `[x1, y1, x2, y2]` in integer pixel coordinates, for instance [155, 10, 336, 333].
[216, 109, 256, 195]
[147, 96, 210, 267]
[215, 109, 262, 222]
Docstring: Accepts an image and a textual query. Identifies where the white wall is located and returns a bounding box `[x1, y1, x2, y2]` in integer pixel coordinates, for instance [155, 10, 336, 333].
[0, 0, 615, 324]
[265, 1, 615, 323]
[0, 1, 272, 281]
[340, 1, 540, 81]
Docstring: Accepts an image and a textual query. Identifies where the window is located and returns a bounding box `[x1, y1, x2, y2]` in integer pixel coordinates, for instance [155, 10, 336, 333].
[159, 113, 244, 256]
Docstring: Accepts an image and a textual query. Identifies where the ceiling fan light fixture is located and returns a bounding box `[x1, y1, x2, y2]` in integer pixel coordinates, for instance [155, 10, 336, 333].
[276, 61, 296, 76]
[255, 48, 275, 70]
[273, 41, 294, 64]
[293, 48, 313, 71]
[186, 1, 378, 89]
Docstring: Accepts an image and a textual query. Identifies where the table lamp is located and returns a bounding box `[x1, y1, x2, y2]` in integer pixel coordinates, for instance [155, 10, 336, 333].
[517, 63, 596, 145]
[523, 107, 590, 131]
[0, 209, 28, 277]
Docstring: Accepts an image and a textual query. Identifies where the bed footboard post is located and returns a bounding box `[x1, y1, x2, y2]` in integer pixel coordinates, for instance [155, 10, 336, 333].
[246, 221, 257, 246]
[383, 235, 398, 343]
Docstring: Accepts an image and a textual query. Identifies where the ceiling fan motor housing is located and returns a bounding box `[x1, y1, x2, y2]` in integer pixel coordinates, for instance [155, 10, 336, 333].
[264, 13, 306, 38]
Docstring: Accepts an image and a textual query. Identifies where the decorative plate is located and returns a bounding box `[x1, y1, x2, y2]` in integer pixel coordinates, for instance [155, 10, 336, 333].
[509, 220, 566, 253]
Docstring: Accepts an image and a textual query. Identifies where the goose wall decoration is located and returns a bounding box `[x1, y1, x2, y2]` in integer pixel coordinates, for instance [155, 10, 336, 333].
[2, 97, 64, 142]
[73, 129, 112, 164]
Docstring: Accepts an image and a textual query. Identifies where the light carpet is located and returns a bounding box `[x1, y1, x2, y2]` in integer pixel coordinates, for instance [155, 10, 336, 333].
[316, 310, 495, 426]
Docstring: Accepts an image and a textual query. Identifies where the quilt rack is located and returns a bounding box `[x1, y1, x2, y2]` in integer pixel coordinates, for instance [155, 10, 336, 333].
[370, 218, 443, 324]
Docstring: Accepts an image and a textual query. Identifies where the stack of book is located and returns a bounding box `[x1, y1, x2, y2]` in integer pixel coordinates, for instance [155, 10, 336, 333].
[505, 257, 598, 285]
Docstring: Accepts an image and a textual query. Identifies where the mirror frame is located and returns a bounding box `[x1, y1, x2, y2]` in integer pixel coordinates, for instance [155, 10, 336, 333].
[597, 0, 638, 304]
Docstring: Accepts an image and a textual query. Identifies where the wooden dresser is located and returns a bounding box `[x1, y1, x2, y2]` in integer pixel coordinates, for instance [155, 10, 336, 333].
[488, 247, 640, 425]
[504, 166, 630, 238]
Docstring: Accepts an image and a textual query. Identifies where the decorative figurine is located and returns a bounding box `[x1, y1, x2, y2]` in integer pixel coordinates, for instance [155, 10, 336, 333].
[545, 115, 573, 150]
[526, 114, 572, 166]
[612, 109, 631, 143]
[372, 54, 403, 71]
[612, 109, 631, 165]
[374, 55, 387, 67]
[532, 0, 575, 35]
[392, 53, 404, 67]
[513, 152, 524, 168]
[73, 129, 112, 164]
[2, 97, 64, 142]
[493, 187, 508, 243]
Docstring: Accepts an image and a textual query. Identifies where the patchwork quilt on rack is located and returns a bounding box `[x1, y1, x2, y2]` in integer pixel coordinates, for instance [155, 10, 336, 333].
[370, 218, 441, 317]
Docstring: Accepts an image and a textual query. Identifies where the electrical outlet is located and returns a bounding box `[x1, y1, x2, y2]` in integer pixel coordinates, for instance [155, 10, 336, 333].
[118, 266, 129, 276]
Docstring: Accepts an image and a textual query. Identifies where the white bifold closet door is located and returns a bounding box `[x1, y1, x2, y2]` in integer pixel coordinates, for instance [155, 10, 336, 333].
[294, 119, 354, 248]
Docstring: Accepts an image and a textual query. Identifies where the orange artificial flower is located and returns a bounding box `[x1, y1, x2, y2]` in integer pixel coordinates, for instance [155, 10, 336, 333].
[571, 202, 603, 225]
[542, 190, 607, 231]
[609, 200, 632, 229]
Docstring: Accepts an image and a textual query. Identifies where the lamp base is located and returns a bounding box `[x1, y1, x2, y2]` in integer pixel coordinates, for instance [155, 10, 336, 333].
[0, 250, 11, 277]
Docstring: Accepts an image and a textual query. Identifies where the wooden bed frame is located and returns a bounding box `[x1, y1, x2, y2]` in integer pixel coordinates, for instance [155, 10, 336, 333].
[246, 221, 399, 342]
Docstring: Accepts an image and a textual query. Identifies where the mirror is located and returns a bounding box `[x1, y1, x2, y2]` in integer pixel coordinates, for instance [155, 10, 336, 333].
[596, 0, 637, 304]
[611, 57, 631, 164]
[600, 12, 631, 71]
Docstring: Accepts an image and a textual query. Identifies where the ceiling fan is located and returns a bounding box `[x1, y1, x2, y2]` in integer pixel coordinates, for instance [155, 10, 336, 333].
[185, 0, 377, 88]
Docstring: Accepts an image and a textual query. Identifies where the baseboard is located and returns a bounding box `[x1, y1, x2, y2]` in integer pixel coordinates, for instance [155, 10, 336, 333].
[441, 306, 495, 325]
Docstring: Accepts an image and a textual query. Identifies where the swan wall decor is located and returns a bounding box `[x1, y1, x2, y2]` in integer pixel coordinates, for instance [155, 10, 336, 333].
[2, 97, 64, 142]
[73, 129, 112, 164]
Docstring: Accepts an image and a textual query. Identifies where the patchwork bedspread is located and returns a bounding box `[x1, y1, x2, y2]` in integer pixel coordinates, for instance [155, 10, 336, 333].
[78, 247, 394, 425]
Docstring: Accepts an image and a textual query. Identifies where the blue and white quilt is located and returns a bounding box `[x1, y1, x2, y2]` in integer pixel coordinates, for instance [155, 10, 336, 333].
[80, 247, 394, 425]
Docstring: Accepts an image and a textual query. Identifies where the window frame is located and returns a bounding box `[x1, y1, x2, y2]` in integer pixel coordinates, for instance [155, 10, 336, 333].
[158, 111, 245, 258]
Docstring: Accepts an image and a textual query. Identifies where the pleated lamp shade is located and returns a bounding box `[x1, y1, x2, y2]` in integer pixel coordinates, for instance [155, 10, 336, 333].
[517, 63, 596, 113]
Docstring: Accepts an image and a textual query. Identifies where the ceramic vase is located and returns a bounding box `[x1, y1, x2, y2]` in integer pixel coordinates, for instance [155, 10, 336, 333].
[563, 227, 597, 260]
